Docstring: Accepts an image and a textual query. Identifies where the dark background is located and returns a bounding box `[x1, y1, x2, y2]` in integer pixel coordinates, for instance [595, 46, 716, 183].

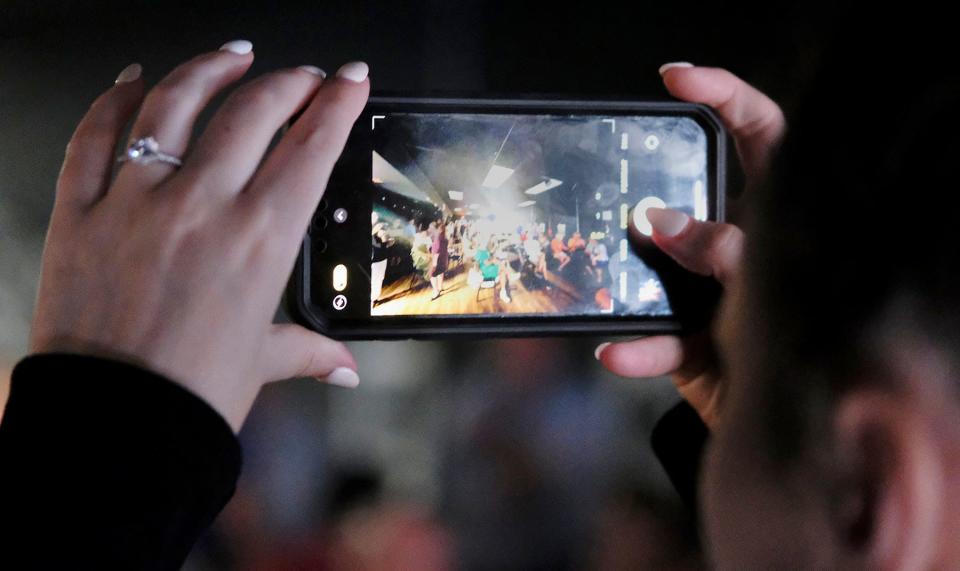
[1, 2, 826, 569]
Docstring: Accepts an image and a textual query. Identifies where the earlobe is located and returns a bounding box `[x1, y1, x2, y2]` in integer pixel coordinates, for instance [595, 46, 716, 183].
[833, 390, 944, 571]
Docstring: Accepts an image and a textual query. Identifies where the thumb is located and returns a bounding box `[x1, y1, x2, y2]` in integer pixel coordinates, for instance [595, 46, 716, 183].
[259, 324, 359, 388]
[637, 207, 743, 286]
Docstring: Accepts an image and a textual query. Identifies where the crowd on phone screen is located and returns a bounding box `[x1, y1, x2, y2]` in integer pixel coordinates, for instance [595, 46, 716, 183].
[371, 210, 615, 311]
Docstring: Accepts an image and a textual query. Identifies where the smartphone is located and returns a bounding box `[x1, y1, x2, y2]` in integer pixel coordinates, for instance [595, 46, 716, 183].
[285, 97, 726, 339]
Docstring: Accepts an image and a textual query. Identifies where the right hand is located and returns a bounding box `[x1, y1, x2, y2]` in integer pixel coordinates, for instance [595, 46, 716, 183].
[596, 64, 785, 429]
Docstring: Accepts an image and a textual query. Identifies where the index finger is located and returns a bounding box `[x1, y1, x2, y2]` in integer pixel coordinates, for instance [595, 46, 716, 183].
[244, 61, 370, 235]
[660, 65, 786, 183]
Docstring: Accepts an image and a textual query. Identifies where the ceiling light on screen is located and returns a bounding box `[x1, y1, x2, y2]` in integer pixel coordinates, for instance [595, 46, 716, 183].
[482, 165, 515, 188]
[518, 200, 536, 208]
[524, 177, 562, 195]
[448, 190, 463, 201]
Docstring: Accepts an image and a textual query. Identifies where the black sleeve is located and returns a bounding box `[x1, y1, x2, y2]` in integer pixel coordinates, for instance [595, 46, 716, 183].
[652, 401, 709, 512]
[0, 354, 241, 570]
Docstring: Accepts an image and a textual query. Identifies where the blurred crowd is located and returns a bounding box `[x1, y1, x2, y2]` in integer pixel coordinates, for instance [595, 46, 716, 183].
[183, 339, 701, 570]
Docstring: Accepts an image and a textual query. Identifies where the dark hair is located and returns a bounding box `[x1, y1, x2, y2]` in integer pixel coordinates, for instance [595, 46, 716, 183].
[744, 12, 960, 466]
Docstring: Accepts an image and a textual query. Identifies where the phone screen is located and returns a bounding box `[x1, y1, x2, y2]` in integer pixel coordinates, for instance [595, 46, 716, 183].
[367, 112, 708, 318]
[296, 100, 723, 337]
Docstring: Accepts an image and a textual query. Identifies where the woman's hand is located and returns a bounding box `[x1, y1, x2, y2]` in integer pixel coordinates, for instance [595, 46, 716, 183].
[596, 63, 785, 429]
[30, 41, 371, 432]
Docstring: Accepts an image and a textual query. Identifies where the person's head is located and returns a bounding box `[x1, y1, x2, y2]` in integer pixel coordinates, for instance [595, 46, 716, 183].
[704, 16, 960, 569]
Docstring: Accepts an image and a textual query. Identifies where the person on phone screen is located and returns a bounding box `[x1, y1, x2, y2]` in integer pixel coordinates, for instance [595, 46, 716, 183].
[430, 219, 449, 301]
[551, 231, 571, 271]
[371, 214, 393, 309]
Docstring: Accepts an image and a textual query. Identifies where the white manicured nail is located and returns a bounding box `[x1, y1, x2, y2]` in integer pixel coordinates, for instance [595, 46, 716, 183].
[336, 61, 369, 82]
[220, 40, 253, 55]
[323, 367, 360, 388]
[646, 207, 689, 238]
[298, 65, 327, 78]
[658, 61, 694, 76]
[115, 63, 142, 84]
[595, 342, 611, 361]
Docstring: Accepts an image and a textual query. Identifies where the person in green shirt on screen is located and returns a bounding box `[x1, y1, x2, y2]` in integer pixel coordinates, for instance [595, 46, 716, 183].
[474, 241, 511, 304]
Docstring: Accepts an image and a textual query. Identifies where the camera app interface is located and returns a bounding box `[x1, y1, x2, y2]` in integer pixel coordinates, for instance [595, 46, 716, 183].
[369, 112, 708, 318]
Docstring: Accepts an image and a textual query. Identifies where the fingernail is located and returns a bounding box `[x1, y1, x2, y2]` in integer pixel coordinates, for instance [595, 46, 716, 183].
[297, 65, 327, 78]
[595, 342, 611, 361]
[646, 208, 690, 238]
[336, 61, 369, 82]
[115, 63, 142, 84]
[220, 40, 253, 55]
[322, 367, 360, 388]
[658, 61, 694, 76]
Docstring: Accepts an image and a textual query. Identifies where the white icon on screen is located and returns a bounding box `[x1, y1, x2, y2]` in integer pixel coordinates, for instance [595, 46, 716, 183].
[632, 196, 668, 236]
[644, 134, 660, 151]
[333, 264, 348, 292]
[332, 295, 348, 311]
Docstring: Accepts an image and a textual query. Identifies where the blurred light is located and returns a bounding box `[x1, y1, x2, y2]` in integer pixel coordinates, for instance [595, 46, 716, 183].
[448, 190, 463, 200]
[518, 200, 536, 207]
[595, 192, 602, 200]
[620, 204, 629, 230]
[644, 134, 660, 151]
[482, 165, 514, 188]
[524, 177, 562, 195]
[619, 238, 627, 261]
[619, 271, 627, 302]
[620, 159, 628, 193]
[621, 133, 629, 150]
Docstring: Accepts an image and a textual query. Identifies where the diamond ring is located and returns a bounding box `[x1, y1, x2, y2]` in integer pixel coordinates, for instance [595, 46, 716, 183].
[118, 137, 182, 168]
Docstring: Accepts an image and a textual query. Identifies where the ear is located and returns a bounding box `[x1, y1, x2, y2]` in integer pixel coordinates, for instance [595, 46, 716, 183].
[832, 390, 944, 571]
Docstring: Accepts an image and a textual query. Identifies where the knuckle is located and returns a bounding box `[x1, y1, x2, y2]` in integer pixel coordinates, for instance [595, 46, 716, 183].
[322, 85, 361, 110]
[142, 82, 195, 113]
[165, 52, 221, 84]
[707, 224, 743, 276]
[296, 348, 319, 379]
[228, 81, 281, 112]
[227, 69, 304, 110]
[238, 202, 276, 236]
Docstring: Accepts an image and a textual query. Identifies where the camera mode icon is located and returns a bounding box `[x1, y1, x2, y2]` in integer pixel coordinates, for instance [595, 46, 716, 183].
[332, 294, 348, 311]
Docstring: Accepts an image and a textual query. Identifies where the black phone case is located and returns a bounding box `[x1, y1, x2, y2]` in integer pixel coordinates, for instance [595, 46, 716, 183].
[285, 97, 727, 340]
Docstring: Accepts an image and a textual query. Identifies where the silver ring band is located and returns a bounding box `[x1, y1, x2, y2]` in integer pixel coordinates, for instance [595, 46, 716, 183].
[118, 137, 182, 167]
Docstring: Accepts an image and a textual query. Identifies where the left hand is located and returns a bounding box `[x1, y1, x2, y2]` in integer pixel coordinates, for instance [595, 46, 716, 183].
[30, 42, 370, 432]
